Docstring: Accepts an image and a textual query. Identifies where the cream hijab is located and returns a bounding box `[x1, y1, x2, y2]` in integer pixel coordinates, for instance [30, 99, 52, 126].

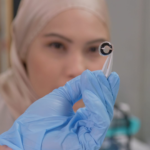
[0, 0, 110, 119]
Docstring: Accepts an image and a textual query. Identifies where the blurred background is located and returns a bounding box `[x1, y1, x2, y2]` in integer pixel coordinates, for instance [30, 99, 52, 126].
[0, 0, 150, 146]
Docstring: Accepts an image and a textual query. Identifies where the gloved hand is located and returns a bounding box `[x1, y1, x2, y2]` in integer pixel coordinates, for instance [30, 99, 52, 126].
[0, 70, 120, 150]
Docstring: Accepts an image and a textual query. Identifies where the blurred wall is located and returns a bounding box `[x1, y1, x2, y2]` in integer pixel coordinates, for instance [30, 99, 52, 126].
[106, 0, 150, 144]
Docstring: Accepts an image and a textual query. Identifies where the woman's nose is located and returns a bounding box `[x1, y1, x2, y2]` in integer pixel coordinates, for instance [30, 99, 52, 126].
[66, 52, 86, 78]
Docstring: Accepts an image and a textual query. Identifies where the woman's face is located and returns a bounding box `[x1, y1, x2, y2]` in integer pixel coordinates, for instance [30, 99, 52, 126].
[26, 9, 109, 110]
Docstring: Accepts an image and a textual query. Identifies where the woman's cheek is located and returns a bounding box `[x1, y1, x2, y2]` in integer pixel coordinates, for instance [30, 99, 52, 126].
[27, 48, 64, 97]
[86, 56, 107, 71]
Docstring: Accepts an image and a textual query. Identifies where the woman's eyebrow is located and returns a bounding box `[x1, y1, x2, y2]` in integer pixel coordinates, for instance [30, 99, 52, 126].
[86, 39, 106, 45]
[44, 33, 73, 43]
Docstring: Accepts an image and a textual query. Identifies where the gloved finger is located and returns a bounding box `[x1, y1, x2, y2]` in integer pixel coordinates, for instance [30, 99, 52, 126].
[91, 71, 113, 120]
[76, 90, 110, 149]
[106, 72, 120, 120]
[81, 90, 109, 122]
[57, 75, 82, 105]
[93, 70, 113, 106]
[80, 70, 109, 115]
[93, 70, 111, 91]
[80, 70, 113, 117]
[80, 70, 120, 120]
[80, 70, 105, 103]
[108, 72, 120, 101]
[77, 70, 119, 147]
[55, 70, 108, 107]
[94, 71, 120, 120]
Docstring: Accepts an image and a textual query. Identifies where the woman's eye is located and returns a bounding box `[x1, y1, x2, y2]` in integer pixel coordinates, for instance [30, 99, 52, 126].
[85, 46, 100, 59]
[49, 42, 64, 49]
[89, 47, 98, 53]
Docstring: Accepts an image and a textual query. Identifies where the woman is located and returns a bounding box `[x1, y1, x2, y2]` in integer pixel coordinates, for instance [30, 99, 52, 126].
[0, 0, 110, 132]
[0, 0, 114, 149]
[0, 0, 148, 150]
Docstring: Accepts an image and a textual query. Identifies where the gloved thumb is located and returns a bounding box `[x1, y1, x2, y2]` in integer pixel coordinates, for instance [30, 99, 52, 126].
[24, 75, 82, 117]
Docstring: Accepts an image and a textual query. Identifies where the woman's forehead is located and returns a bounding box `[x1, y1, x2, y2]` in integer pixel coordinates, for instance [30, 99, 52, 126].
[40, 9, 109, 38]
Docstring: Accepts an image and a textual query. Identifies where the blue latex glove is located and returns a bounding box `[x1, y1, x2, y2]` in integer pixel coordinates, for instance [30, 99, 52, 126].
[0, 70, 120, 150]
